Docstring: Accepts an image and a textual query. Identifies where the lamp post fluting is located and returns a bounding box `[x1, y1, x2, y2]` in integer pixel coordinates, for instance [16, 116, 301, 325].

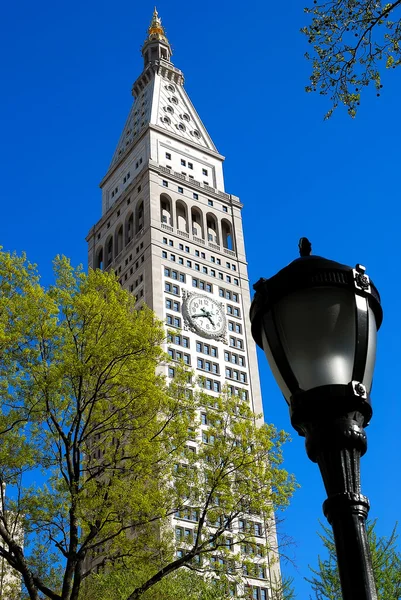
[250, 239, 383, 600]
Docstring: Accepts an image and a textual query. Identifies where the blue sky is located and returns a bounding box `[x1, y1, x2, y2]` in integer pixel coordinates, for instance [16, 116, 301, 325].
[1, 0, 400, 597]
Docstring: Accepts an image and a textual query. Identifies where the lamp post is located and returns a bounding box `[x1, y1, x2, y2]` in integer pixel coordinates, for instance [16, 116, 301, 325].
[250, 238, 383, 600]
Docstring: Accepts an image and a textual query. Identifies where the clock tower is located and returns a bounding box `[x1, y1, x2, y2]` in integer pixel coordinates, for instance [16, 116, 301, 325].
[86, 9, 280, 598]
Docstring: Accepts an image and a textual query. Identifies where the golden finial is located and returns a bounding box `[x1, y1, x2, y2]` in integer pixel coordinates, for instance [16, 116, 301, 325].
[147, 6, 168, 43]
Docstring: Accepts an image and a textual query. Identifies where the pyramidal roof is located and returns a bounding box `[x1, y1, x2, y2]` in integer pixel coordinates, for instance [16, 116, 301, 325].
[109, 10, 218, 169]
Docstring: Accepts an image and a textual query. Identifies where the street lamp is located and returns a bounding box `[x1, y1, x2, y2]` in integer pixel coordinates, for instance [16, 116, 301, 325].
[250, 238, 383, 600]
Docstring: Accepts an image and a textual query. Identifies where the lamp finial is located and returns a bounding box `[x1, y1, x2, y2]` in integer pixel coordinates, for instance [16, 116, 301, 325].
[299, 237, 312, 257]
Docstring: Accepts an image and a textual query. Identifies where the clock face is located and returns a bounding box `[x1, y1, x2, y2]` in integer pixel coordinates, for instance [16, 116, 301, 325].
[183, 293, 226, 339]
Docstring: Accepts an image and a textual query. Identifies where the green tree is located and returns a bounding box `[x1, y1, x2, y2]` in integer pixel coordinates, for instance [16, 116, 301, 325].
[0, 249, 296, 600]
[302, 0, 401, 117]
[306, 520, 401, 598]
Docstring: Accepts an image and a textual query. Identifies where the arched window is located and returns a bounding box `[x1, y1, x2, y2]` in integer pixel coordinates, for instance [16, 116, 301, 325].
[105, 236, 113, 267]
[95, 247, 104, 270]
[176, 200, 188, 233]
[206, 213, 219, 245]
[191, 207, 204, 238]
[160, 194, 172, 226]
[136, 201, 144, 234]
[115, 225, 123, 256]
[125, 212, 134, 245]
[221, 219, 234, 251]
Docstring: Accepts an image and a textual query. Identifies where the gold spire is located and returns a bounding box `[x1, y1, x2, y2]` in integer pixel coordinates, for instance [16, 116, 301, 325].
[147, 7, 168, 43]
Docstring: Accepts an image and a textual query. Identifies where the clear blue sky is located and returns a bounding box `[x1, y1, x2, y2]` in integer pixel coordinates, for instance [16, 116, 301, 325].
[1, 1, 400, 597]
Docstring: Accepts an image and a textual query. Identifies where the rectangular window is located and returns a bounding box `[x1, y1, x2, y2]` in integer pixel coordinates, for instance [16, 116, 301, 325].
[178, 257, 183, 264]
[202, 168, 208, 176]
[223, 206, 228, 212]
[181, 159, 186, 166]
[162, 251, 168, 258]
[208, 200, 213, 206]
[166, 152, 171, 160]
[179, 243, 184, 250]
[195, 263, 200, 271]
[162, 180, 168, 187]
[210, 269, 215, 277]
[188, 162, 193, 169]
[185, 246, 190, 252]
[163, 237, 168, 244]
[193, 193, 198, 200]
[172, 285, 179, 294]
[178, 186, 184, 193]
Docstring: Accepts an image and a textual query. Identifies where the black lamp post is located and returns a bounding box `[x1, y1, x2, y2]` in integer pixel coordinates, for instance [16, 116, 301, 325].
[250, 239, 383, 600]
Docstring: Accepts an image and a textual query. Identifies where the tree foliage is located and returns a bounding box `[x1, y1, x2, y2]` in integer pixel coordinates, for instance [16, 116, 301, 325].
[302, 0, 401, 117]
[306, 520, 401, 598]
[0, 249, 296, 600]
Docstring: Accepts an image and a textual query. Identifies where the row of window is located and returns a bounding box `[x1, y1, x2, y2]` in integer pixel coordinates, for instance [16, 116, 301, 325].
[228, 321, 242, 334]
[243, 564, 268, 580]
[229, 336, 244, 350]
[166, 314, 181, 328]
[225, 368, 247, 383]
[110, 156, 143, 198]
[95, 203, 144, 269]
[192, 278, 214, 293]
[164, 267, 186, 282]
[219, 288, 240, 303]
[166, 317, 244, 354]
[227, 304, 241, 317]
[119, 255, 145, 284]
[199, 378, 220, 393]
[197, 358, 219, 374]
[163, 240, 236, 268]
[224, 351, 246, 366]
[168, 348, 191, 365]
[168, 333, 190, 348]
[165, 282, 181, 295]
[227, 386, 248, 400]
[248, 587, 269, 600]
[165, 298, 180, 312]
[239, 520, 264, 537]
[162, 252, 239, 284]
[160, 192, 234, 250]
[196, 341, 218, 357]
[175, 507, 199, 522]
[163, 239, 238, 273]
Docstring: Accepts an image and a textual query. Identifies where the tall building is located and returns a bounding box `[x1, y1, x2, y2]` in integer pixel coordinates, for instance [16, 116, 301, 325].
[86, 9, 280, 598]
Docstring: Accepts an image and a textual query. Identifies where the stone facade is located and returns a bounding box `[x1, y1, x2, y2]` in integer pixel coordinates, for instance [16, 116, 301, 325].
[86, 9, 281, 598]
